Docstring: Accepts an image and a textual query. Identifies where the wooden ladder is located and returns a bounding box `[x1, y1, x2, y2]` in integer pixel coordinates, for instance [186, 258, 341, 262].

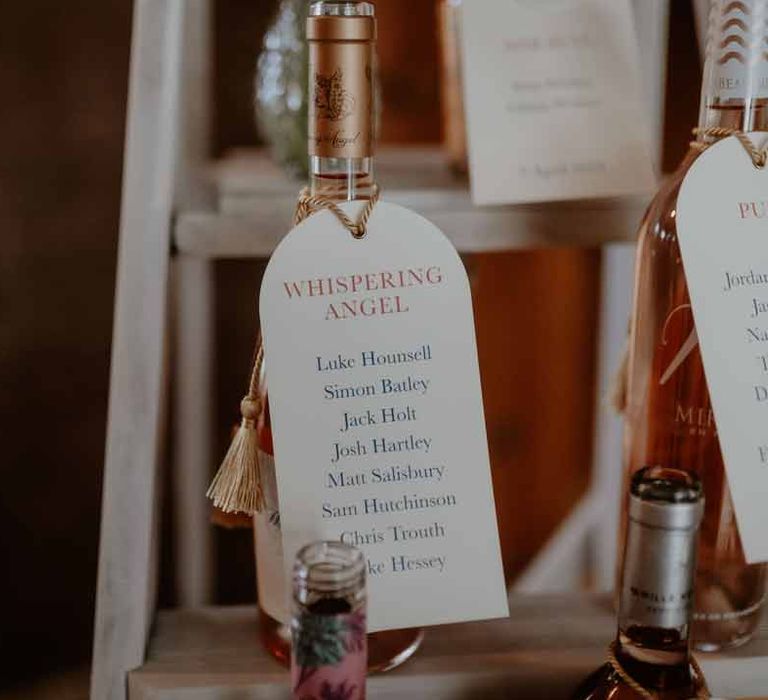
[91, 1, 676, 697]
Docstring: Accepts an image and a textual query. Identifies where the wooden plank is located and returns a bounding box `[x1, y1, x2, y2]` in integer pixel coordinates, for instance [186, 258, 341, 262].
[214, 147, 459, 203]
[172, 259, 214, 607]
[175, 149, 651, 257]
[91, 0, 185, 698]
[175, 202, 646, 258]
[176, 148, 651, 257]
[589, 243, 637, 591]
[128, 596, 768, 699]
[129, 596, 613, 699]
[174, 0, 215, 212]
[171, 0, 216, 609]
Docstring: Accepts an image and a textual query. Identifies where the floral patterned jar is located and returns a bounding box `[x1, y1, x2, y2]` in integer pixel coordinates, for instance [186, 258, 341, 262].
[291, 541, 367, 700]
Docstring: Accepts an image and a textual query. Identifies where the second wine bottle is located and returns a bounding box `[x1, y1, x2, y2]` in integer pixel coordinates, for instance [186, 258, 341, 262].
[622, 0, 768, 651]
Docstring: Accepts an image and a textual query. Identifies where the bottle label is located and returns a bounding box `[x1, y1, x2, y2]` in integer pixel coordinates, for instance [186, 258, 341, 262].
[253, 450, 290, 624]
[309, 41, 373, 159]
[620, 523, 696, 630]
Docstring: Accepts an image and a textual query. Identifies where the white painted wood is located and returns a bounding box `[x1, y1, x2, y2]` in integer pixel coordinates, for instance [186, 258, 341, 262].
[175, 149, 651, 257]
[171, 0, 216, 609]
[589, 243, 637, 592]
[129, 597, 614, 699]
[172, 259, 214, 608]
[512, 495, 596, 594]
[91, 0, 186, 697]
[176, 202, 646, 257]
[128, 598, 768, 699]
[175, 0, 215, 211]
[632, 0, 671, 171]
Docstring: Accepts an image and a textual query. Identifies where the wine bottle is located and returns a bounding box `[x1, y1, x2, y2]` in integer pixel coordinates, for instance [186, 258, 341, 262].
[574, 467, 706, 699]
[253, 0, 423, 670]
[623, 0, 767, 650]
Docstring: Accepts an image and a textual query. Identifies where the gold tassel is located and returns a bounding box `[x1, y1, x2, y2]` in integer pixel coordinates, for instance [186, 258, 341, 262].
[207, 189, 380, 515]
[206, 347, 265, 515]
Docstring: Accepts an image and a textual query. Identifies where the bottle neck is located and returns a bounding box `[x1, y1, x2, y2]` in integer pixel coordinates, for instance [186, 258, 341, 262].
[293, 541, 366, 612]
[614, 471, 702, 691]
[698, 0, 768, 136]
[307, 1, 377, 202]
[310, 155, 375, 201]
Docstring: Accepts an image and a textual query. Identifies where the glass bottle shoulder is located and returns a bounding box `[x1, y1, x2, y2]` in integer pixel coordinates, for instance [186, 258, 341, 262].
[637, 150, 702, 254]
[571, 662, 703, 700]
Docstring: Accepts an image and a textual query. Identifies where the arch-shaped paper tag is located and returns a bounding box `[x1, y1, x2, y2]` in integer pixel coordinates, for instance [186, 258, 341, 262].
[677, 134, 768, 564]
[260, 201, 508, 631]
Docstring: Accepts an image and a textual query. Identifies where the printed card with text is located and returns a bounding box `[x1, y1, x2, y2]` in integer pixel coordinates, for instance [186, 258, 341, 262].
[260, 202, 508, 632]
[461, 0, 656, 205]
[677, 135, 768, 564]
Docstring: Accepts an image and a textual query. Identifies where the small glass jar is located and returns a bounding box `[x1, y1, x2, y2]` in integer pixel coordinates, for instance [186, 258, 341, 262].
[291, 542, 367, 699]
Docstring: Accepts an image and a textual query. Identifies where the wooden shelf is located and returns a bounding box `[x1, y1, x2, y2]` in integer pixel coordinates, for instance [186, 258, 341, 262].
[173, 148, 651, 259]
[128, 595, 768, 699]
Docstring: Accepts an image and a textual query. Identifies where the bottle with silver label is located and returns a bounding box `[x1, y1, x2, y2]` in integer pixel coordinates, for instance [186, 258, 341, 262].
[622, 0, 768, 650]
[573, 467, 707, 699]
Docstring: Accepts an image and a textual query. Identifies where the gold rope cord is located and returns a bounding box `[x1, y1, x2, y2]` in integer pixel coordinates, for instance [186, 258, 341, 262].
[293, 184, 380, 238]
[207, 186, 381, 515]
[691, 127, 768, 167]
[607, 642, 710, 699]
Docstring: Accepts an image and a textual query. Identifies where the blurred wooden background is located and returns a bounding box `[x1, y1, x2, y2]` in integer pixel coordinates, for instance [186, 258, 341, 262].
[0, 0, 700, 692]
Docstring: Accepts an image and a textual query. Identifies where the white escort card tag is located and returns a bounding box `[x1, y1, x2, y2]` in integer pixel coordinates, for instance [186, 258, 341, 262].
[260, 202, 508, 631]
[461, 0, 656, 206]
[677, 134, 768, 564]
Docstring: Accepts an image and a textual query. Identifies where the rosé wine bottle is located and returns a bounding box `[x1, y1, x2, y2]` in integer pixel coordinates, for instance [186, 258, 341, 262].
[253, 0, 423, 671]
[623, 0, 768, 651]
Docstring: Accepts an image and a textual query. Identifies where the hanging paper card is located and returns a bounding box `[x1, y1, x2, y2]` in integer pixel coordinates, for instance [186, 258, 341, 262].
[461, 0, 656, 205]
[260, 202, 508, 631]
[677, 134, 768, 564]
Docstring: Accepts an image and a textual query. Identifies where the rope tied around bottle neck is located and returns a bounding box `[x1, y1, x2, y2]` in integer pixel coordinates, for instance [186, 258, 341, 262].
[294, 184, 381, 239]
[607, 641, 710, 699]
[691, 126, 768, 168]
